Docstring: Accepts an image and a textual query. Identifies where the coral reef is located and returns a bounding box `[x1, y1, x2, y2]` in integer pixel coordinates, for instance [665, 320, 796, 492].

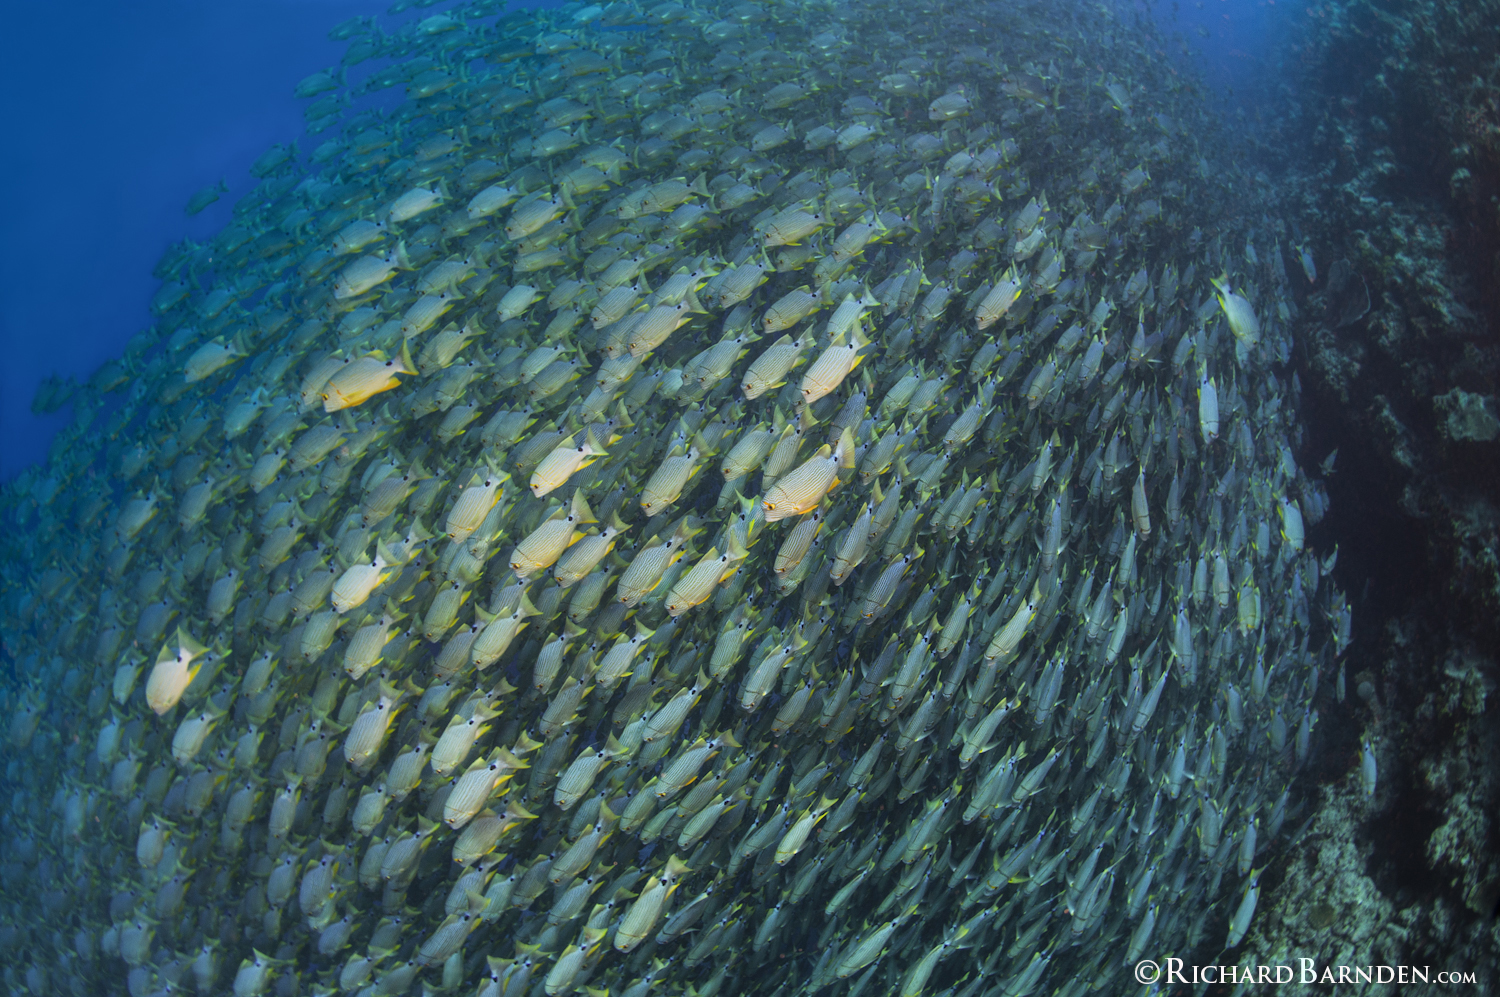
[1244, 621, 1500, 994]
[1227, 0, 1500, 980]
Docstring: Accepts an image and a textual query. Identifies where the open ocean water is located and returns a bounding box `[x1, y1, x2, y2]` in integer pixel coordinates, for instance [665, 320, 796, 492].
[0, 0, 1295, 477]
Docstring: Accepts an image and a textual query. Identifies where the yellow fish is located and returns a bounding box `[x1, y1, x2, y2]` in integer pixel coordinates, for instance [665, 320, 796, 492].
[322, 341, 418, 412]
[509, 491, 596, 578]
[529, 429, 608, 498]
[761, 429, 854, 522]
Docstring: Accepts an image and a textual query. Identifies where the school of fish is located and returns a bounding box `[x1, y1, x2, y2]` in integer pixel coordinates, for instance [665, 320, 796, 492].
[0, 0, 1352, 995]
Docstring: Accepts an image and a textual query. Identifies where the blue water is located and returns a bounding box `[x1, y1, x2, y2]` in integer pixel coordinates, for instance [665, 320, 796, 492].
[0, 1, 374, 478]
[0, 0, 1301, 480]
[1156, 0, 1298, 76]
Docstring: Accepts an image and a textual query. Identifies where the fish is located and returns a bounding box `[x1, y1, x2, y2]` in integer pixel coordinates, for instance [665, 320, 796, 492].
[665, 535, 750, 616]
[761, 429, 855, 522]
[974, 270, 1024, 329]
[183, 339, 247, 383]
[742, 333, 812, 399]
[330, 546, 396, 614]
[1211, 274, 1261, 349]
[529, 430, 607, 498]
[334, 243, 409, 298]
[322, 342, 418, 411]
[766, 285, 827, 337]
[615, 519, 697, 607]
[144, 628, 210, 715]
[800, 326, 872, 405]
[0, 5, 1355, 996]
[1199, 373, 1220, 442]
[509, 491, 596, 578]
[344, 680, 406, 770]
[184, 178, 228, 215]
[446, 468, 508, 542]
[552, 511, 630, 587]
[639, 444, 703, 517]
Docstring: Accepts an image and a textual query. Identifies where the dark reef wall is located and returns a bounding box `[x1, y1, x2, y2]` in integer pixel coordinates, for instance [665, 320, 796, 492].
[1241, 0, 1500, 980]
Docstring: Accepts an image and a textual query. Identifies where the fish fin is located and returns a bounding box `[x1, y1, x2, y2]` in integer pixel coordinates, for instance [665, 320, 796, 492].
[568, 490, 597, 525]
[177, 628, 210, 661]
